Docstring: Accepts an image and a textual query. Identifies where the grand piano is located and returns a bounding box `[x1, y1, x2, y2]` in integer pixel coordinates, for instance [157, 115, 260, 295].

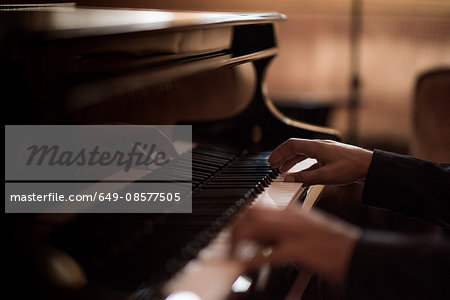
[3, 4, 340, 300]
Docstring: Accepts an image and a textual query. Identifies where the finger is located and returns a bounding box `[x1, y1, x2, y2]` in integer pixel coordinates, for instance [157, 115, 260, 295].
[268, 139, 318, 168]
[303, 162, 321, 172]
[284, 162, 321, 181]
[233, 240, 261, 261]
[269, 151, 299, 169]
[231, 218, 279, 252]
[239, 246, 294, 270]
[278, 154, 309, 173]
[268, 139, 300, 167]
[285, 165, 331, 186]
[231, 207, 283, 253]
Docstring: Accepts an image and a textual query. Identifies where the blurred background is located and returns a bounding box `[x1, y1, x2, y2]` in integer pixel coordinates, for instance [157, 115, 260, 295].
[9, 1, 450, 154]
[2, 3, 449, 298]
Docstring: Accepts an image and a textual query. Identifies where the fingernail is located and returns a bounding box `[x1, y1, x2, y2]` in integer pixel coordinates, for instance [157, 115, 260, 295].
[235, 240, 259, 261]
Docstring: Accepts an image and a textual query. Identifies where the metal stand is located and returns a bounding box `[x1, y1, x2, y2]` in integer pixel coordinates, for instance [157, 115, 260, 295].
[348, 0, 362, 144]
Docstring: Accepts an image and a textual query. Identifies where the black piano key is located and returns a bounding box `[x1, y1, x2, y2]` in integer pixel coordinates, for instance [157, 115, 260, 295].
[48, 145, 284, 293]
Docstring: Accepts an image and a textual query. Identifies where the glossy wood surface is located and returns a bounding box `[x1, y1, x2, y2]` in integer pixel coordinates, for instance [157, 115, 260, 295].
[1, 5, 285, 40]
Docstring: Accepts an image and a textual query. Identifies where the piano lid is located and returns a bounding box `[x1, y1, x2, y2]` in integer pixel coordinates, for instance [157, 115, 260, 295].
[1, 5, 289, 125]
[0, 5, 286, 40]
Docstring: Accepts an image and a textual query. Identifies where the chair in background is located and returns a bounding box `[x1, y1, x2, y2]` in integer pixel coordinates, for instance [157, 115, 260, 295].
[410, 68, 450, 162]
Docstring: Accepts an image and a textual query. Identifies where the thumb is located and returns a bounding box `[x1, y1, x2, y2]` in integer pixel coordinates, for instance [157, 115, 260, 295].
[285, 166, 328, 186]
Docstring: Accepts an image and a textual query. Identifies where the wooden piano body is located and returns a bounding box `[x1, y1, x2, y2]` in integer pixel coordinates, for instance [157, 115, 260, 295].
[2, 5, 339, 300]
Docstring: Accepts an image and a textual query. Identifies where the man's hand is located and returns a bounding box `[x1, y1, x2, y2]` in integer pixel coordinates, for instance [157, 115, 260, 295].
[268, 139, 373, 186]
[231, 206, 361, 282]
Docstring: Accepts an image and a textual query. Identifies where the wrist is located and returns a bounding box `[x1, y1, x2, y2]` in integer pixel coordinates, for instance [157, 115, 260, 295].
[356, 149, 373, 181]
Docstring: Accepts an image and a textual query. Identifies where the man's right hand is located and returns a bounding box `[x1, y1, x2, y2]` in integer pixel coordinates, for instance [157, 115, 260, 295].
[268, 139, 373, 186]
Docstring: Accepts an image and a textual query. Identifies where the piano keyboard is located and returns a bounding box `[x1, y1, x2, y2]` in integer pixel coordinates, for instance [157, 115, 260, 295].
[49, 145, 319, 299]
[162, 157, 320, 300]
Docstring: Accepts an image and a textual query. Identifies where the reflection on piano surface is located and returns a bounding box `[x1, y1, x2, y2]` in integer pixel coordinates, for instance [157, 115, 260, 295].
[2, 4, 339, 300]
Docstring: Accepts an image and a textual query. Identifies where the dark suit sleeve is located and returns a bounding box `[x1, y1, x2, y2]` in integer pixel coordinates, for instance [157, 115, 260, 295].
[362, 150, 450, 227]
[344, 229, 450, 300]
[343, 150, 450, 299]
